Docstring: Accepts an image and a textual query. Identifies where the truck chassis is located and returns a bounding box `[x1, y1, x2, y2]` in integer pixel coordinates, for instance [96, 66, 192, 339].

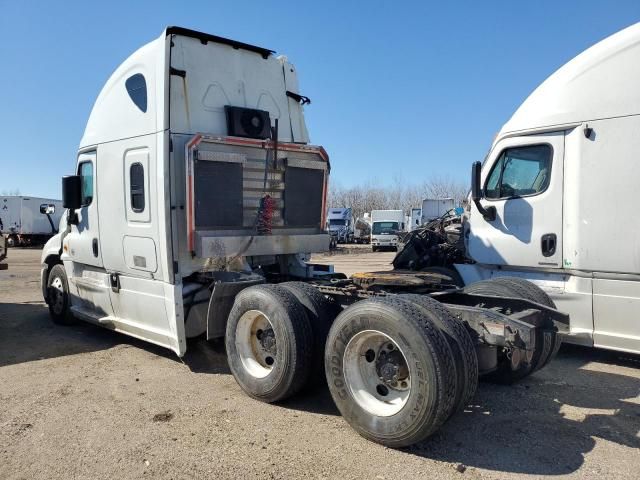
[176, 267, 569, 447]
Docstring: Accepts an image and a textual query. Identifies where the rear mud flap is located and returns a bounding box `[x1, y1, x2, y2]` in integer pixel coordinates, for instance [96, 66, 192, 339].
[206, 275, 264, 339]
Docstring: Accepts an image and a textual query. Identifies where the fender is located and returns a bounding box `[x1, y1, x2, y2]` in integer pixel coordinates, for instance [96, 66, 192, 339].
[40, 231, 63, 302]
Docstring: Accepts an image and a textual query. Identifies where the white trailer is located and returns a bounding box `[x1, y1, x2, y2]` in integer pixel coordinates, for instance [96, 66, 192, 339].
[421, 198, 455, 223]
[460, 22, 640, 354]
[1, 196, 62, 246]
[370, 209, 404, 251]
[40, 27, 568, 448]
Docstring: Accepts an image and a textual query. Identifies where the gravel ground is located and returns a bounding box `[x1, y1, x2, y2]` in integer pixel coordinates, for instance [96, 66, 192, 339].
[1, 247, 639, 480]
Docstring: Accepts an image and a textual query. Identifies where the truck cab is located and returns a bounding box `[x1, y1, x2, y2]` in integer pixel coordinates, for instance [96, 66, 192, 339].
[326, 207, 355, 244]
[459, 22, 640, 354]
[41, 27, 330, 356]
[370, 209, 404, 251]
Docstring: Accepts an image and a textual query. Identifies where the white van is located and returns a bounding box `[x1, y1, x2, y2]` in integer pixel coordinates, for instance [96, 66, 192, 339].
[460, 22, 640, 354]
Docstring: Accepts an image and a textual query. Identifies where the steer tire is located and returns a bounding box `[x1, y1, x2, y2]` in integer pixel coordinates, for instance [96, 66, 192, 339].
[464, 278, 558, 383]
[225, 284, 313, 403]
[47, 264, 75, 325]
[325, 296, 457, 448]
[280, 282, 341, 383]
[490, 277, 562, 369]
[399, 294, 478, 415]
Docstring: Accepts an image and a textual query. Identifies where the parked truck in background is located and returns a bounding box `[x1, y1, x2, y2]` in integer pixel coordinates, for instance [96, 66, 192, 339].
[353, 215, 371, 243]
[370, 209, 404, 251]
[326, 207, 355, 244]
[1, 196, 62, 247]
[40, 26, 568, 449]
[409, 207, 422, 231]
[421, 198, 455, 224]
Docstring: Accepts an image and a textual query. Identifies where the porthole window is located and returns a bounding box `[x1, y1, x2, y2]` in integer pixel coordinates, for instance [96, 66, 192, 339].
[125, 73, 147, 113]
[130, 162, 145, 212]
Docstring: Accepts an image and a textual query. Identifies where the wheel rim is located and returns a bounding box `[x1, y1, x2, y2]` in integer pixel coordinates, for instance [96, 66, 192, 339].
[235, 309, 277, 379]
[343, 330, 411, 417]
[50, 276, 65, 315]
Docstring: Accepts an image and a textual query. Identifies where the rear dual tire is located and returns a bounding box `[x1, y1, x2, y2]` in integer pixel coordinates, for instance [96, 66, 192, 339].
[464, 277, 561, 383]
[325, 296, 474, 447]
[225, 285, 314, 403]
[225, 283, 339, 402]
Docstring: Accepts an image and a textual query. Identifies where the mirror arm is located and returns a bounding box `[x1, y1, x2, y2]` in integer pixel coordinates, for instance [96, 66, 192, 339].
[67, 208, 79, 226]
[471, 161, 497, 222]
[473, 198, 496, 222]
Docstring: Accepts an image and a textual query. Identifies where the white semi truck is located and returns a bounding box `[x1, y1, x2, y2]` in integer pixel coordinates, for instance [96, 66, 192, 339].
[326, 207, 355, 244]
[370, 209, 405, 251]
[459, 22, 640, 355]
[1, 196, 62, 246]
[41, 27, 567, 448]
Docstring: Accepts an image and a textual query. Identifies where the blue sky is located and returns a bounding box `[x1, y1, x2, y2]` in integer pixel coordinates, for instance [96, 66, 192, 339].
[1, 1, 639, 198]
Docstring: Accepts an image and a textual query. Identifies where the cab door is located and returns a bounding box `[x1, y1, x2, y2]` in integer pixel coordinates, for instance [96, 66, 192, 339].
[467, 132, 564, 268]
[62, 151, 114, 318]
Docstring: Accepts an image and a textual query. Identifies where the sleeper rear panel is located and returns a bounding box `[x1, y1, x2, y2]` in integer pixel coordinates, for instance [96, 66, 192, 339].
[194, 160, 244, 228]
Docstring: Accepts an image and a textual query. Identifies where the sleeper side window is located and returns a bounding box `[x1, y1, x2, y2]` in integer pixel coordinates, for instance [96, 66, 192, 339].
[78, 161, 94, 206]
[125, 73, 147, 113]
[484, 144, 552, 199]
[130, 162, 145, 212]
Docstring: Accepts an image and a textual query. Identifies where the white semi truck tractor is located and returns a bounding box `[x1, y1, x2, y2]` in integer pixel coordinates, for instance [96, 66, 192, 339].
[461, 22, 640, 355]
[326, 207, 355, 244]
[398, 23, 640, 356]
[41, 27, 568, 448]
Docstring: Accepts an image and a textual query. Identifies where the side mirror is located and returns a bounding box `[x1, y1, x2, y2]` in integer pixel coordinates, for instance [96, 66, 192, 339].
[471, 162, 496, 221]
[40, 204, 55, 215]
[62, 175, 82, 209]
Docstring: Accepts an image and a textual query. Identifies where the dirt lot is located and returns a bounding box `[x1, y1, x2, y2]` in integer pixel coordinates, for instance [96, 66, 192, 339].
[1, 247, 639, 480]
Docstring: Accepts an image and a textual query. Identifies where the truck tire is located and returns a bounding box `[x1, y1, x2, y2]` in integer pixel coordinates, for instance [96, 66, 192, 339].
[489, 277, 562, 369]
[325, 296, 457, 447]
[399, 294, 478, 415]
[372, 246, 378, 252]
[419, 266, 464, 288]
[464, 278, 559, 382]
[280, 282, 341, 382]
[47, 264, 75, 325]
[225, 284, 313, 403]
[6, 235, 16, 248]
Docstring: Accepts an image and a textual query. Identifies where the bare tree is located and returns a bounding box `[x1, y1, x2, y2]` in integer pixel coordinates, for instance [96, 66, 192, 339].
[327, 174, 468, 218]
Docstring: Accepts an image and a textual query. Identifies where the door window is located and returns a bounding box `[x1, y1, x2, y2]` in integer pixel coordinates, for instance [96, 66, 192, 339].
[485, 144, 552, 199]
[78, 161, 94, 206]
[129, 162, 145, 212]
